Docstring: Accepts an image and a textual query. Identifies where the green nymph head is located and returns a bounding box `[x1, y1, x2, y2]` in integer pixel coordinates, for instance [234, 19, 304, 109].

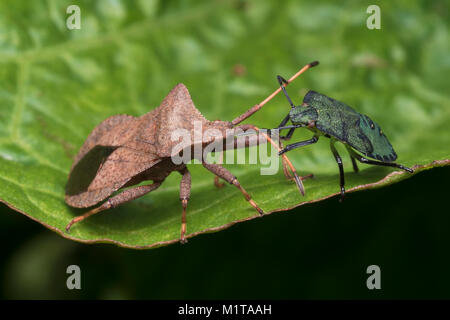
[289, 103, 318, 126]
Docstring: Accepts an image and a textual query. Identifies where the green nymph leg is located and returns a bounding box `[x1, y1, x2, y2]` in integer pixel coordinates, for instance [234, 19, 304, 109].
[330, 140, 346, 201]
[278, 135, 319, 155]
[346, 146, 413, 173]
[348, 152, 359, 173]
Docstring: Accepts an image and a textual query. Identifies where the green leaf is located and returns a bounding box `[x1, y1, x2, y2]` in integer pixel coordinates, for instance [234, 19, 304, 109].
[0, 0, 449, 248]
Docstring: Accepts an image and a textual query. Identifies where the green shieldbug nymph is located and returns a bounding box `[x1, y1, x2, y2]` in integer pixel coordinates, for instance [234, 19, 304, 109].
[272, 65, 413, 200]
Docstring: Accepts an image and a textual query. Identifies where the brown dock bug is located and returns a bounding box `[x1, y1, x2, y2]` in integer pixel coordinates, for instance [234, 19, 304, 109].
[65, 62, 318, 243]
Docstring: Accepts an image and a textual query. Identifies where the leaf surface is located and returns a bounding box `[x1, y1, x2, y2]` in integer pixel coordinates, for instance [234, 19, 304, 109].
[0, 1, 449, 248]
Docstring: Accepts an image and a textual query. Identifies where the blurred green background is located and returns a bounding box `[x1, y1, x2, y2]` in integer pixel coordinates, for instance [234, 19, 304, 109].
[0, 0, 449, 298]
